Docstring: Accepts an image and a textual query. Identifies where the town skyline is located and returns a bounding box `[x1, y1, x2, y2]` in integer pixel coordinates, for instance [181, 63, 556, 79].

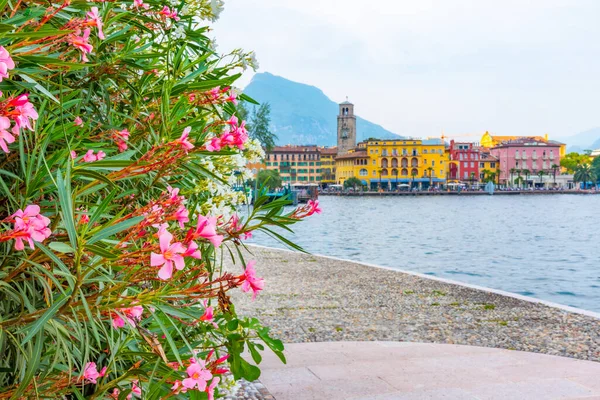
[213, 0, 600, 143]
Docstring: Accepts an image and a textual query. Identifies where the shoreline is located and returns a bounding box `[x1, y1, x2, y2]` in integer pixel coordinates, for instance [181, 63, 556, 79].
[248, 244, 600, 319]
[320, 190, 599, 196]
[228, 246, 600, 362]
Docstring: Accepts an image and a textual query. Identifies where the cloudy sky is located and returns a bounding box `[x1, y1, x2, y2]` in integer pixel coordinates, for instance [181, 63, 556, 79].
[213, 0, 600, 141]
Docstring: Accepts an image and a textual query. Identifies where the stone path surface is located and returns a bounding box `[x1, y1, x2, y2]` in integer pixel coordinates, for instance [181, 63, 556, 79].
[228, 246, 600, 362]
[257, 341, 600, 400]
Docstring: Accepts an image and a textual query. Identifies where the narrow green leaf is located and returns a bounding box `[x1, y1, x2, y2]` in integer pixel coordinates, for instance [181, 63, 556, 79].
[20, 295, 69, 345]
[56, 168, 78, 249]
[87, 216, 144, 245]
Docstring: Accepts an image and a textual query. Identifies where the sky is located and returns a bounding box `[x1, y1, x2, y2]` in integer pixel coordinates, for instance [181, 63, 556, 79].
[212, 0, 600, 143]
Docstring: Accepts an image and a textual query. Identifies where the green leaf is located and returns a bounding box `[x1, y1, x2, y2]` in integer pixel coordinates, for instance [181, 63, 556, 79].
[56, 168, 78, 250]
[10, 330, 44, 399]
[73, 169, 118, 189]
[87, 216, 144, 245]
[84, 243, 119, 260]
[19, 294, 69, 345]
[48, 242, 75, 254]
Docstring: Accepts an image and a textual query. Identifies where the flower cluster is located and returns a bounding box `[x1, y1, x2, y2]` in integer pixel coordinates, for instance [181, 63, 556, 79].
[0, 92, 39, 153]
[206, 116, 249, 152]
[189, 86, 238, 106]
[0, 205, 52, 250]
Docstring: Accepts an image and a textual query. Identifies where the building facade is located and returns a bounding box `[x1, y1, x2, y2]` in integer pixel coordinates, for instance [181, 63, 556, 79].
[448, 141, 480, 183]
[335, 138, 448, 189]
[265, 145, 321, 184]
[490, 139, 563, 186]
[319, 147, 337, 186]
[481, 131, 566, 158]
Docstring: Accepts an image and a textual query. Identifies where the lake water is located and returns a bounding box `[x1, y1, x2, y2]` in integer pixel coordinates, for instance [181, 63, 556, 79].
[248, 195, 600, 313]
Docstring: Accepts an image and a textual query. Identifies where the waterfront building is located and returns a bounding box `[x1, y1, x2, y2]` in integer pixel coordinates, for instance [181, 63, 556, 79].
[481, 131, 566, 158]
[479, 153, 499, 183]
[490, 138, 563, 187]
[319, 147, 337, 185]
[265, 145, 321, 184]
[448, 141, 480, 184]
[334, 137, 447, 189]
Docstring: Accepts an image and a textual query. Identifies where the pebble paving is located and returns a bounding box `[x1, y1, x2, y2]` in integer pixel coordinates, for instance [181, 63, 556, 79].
[224, 246, 600, 398]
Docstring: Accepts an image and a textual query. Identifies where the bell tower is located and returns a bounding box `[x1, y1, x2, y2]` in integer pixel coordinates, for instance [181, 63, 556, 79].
[337, 99, 357, 155]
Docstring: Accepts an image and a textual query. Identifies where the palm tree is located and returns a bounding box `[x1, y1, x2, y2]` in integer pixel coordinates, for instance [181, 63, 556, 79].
[551, 164, 559, 186]
[574, 163, 597, 189]
[537, 170, 545, 188]
[509, 168, 516, 185]
[411, 170, 418, 189]
[394, 168, 399, 191]
[481, 169, 491, 182]
[489, 172, 496, 185]
[377, 168, 382, 191]
[522, 169, 530, 188]
[515, 169, 522, 188]
[427, 166, 434, 188]
[496, 169, 502, 186]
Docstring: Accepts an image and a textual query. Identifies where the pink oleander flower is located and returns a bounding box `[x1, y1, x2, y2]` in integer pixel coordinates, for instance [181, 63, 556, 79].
[12, 205, 52, 250]
[193, 215, 223, 248]
[111, 305, 143, 329]
[131, 380, 142, 397]
[118, 128, 130, 140]
[307, 199, 322, 216]
[167, 186, 184, 202]
[183, 240, 201, 259]
[182, 361, 212, 391]
[159, 6, 180, 21]
[0, 116, 15, 153]
[82, 149, 105, 162]
[241, 260, 264, 300]
[70, 28, 93, 62]
[83, 362, 106, 384]
[177, 127, 194, 152]
[206, 377, 220, 400]
[79, 209, 90, 224]
[173, 205, 189, 228]
[0, 46, 15, 82]
[74, 116, 83, 126]
[8, 94, 38, 133]
[225, 90, 237, 105]
[171, 380, 187, 394]
[151, 230, 186, 280]
[86, 7, 105, 40]
[117, 140, 127, 152]
[70, 150, 77, 159]
[133, 0, 150, 9]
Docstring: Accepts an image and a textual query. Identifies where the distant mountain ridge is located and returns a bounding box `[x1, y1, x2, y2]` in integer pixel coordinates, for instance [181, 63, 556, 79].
[558, 127, 600, 153]
[243, 72, 401, 146]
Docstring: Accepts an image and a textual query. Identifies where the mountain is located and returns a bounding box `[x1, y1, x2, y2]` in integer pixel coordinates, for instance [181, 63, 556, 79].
[243, 72, 401, 146]
[559, 127, 600, 153]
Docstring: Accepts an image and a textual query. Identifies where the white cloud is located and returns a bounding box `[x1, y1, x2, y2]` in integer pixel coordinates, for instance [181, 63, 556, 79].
[213, 0, 600, 140]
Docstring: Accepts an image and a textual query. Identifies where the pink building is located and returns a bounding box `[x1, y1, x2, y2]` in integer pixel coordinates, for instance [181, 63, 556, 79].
[490, 139, 563, 186]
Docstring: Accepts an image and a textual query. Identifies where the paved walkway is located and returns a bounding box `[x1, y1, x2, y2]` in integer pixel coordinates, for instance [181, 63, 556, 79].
[256, 342, 600, 400]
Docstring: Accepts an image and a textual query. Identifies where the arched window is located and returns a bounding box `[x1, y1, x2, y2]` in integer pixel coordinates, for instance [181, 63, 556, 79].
[401, 168, 408, 176]
[411, 158, 418, 167]
[411, 168, 418, 176]
[401, 158, 408, 167]
[381, 169, 389, 176]
[392, 168, 398, 176]
[381, 158, 388, 168]
[359, 169, 368, 176]
[391, 158, 398, 168]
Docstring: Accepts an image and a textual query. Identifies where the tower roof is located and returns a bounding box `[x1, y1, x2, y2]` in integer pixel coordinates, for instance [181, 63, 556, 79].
[340, 101, 353, 105]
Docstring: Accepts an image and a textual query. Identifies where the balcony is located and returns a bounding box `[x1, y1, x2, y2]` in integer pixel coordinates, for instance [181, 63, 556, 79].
[549, 154, 555, 160]
[514, 154, 521, 160]
[522, 154, 528, 160]
[532, 155, 538, 160]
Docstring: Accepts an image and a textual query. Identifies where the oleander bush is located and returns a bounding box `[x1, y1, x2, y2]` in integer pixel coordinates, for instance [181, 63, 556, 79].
[0, 0, 320, 398]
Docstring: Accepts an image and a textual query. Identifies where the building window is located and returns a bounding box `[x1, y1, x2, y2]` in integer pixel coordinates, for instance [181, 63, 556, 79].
[463, 162, 468, 168]
[372, 160, 376, 166]
[479, 162, 484, 168]
[401, 168, 408, 176]
[360, 169, 368, 176]
[432, 160, 435, 166]
[470, 162, 474, 168]
[491, 162, 496, 168]
[459, 154, 463, 160]
[464, 171, 468, 179]
[440, 169, 443, 176]
[372, 170, 376, 176]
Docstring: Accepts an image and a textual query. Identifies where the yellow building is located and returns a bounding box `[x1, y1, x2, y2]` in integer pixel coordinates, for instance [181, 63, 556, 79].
[481, 131, 566, 158]
[319, 147, 337, 185]
[478, 153, 499, 182]
[335, 138, 449, 189]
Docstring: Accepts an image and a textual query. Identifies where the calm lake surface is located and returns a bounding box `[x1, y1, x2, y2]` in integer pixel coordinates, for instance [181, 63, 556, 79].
[248, 195, 600, 313]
